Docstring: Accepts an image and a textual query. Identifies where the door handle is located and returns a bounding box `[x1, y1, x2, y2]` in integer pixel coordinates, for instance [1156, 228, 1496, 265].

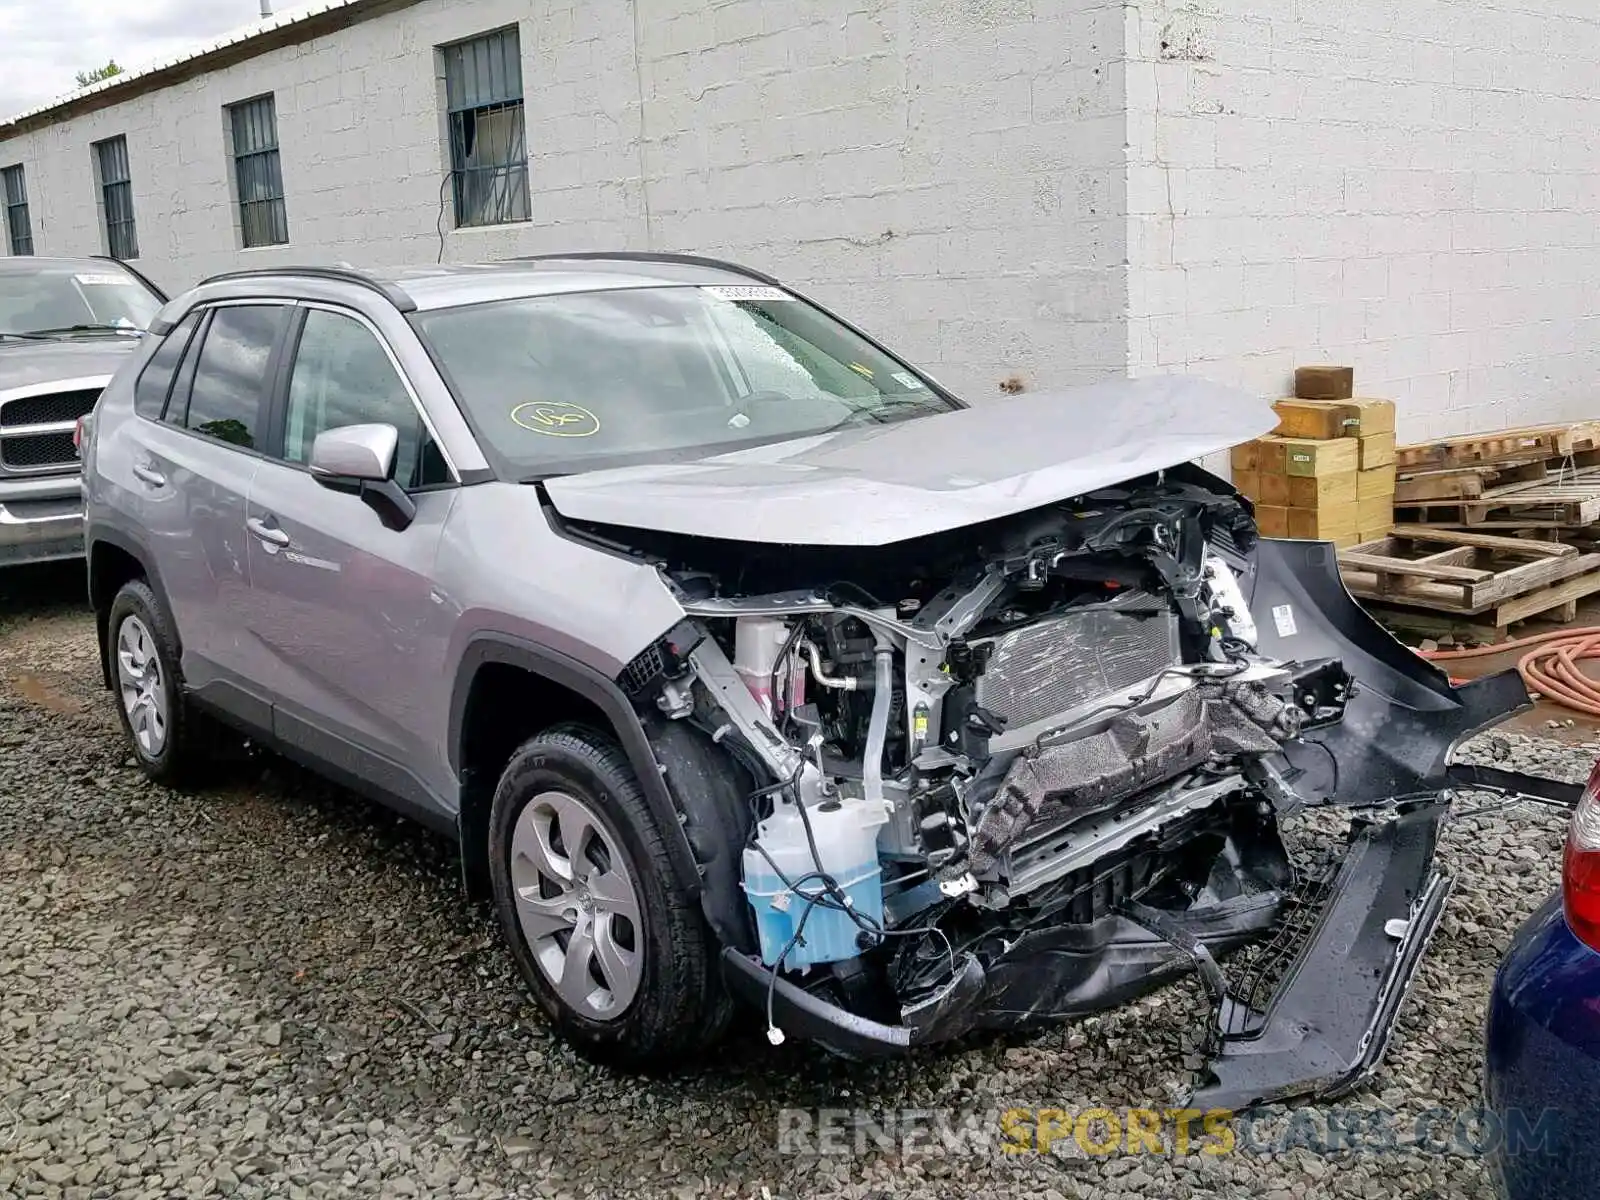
[247, 516, 291, 547]
[132, 463, 166, 488]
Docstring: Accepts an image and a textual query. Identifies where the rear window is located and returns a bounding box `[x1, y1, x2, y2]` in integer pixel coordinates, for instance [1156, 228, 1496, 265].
[180, 305, 288, 450]
[412, 285, 952, 479]
[133, 311, 201, 420]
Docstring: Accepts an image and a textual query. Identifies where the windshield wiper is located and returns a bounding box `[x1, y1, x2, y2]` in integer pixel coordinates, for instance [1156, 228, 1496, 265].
[0, 330, 54, 341]
[15, 323, 144, 338]
[819, 396, 952, 433]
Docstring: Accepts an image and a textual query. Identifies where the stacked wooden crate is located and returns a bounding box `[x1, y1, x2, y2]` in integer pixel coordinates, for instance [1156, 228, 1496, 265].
[1230, 367, 1396, 549]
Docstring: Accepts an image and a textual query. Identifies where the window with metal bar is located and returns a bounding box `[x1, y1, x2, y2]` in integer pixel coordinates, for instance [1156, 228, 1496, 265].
[2, 165, 31, 255]
[0, 166, 30, 256]
[93, 136, 139, 260]
[229, 95, 289, 248]
[441, 26, 530, 228]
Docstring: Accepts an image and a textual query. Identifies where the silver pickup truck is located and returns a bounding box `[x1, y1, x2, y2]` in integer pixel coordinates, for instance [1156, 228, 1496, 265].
[0, 255, 165, 566]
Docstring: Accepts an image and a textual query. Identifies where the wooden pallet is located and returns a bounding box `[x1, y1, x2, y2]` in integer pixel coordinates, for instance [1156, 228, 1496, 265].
[1393, 459, 1557, 502]
[1392, 466, 1600, 527]
[1339, 525, 1599, 614]
[1360, 594, 1590, 645]
[1396, 421, 1600, 473]
[1347, 526, 1600, 642]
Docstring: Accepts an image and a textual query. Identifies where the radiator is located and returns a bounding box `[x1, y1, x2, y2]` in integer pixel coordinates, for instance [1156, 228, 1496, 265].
[971, 597, 1180, 728]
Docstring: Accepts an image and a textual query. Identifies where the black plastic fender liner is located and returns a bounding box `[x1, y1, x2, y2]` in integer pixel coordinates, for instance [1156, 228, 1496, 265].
[448, 634, 703, 899]
[649, 717, 760, 955]
[1190, 800, 1453, 1112]
[1245, 538, 1531, 805]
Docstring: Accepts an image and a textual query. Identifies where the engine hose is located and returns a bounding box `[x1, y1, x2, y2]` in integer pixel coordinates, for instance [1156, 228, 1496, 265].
[1418, 627, 1600, 719]
[862, 640, 894, 810]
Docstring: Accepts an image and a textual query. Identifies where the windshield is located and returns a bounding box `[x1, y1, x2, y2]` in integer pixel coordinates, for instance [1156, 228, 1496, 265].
[0, 263, 162, 337]
[412, 284, 956, 478]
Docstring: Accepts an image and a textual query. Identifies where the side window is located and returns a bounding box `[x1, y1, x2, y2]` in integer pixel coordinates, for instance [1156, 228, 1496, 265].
[181, 304, 288, 449]
[133, 312, 200, 420]
[283, 308, 447, 489]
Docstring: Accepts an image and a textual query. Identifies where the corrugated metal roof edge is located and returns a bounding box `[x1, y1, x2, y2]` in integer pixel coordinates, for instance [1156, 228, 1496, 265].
[0, 0, 426, 140]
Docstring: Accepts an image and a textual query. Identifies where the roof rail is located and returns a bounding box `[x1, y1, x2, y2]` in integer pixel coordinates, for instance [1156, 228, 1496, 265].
[196, 265, 416, 312]
[511, 252, 782, 287]
[91, 256, 170, 304]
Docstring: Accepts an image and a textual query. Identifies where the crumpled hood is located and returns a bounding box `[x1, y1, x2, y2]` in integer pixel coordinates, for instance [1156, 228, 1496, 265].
[0, 337, 143, 393]
[543, 375, 1276, 546]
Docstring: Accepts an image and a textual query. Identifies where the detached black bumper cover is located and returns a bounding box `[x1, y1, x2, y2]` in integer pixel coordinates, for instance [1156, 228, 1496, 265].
[1189, 799, 1451, 1112]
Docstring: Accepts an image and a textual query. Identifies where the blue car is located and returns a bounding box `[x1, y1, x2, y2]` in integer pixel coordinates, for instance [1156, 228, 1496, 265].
[1485, 759, 1600, 1198]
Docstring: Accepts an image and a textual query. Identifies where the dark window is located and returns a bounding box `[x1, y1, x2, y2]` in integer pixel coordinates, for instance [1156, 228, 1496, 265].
[441, 27, 530, 228]
[282, 308, 447, 489]
[229, 95, 288, 248]
[181, 305, 288, 449]
[93, 136, 138, 261]
[134, 311, 202, 420]
[2, 165, 32, 255]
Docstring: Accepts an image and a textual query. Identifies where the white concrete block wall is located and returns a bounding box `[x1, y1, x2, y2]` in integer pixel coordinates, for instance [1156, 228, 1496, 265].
[1125, 0, 1600, 443]
[0, 0, 1129, 402]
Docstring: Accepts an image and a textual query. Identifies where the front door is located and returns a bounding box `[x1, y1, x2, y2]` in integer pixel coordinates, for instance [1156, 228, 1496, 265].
[244, 304, 456, 816]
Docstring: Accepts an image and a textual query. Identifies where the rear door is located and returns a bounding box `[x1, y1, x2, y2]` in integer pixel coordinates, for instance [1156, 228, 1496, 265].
[124, 302, 292, 721]
[243, 303, 457, 817]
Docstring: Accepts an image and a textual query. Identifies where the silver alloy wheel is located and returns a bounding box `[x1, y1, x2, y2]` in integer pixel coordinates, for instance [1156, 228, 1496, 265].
[509, 790, 644, 1020]
[115, 614, 168, 758]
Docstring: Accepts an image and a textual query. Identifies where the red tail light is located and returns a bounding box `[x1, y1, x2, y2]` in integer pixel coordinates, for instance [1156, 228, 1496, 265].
[1562, 758, 1600, 950]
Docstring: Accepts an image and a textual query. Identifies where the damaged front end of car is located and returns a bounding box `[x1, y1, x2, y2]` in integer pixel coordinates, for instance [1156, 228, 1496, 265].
[578, 460, 1542, 1111]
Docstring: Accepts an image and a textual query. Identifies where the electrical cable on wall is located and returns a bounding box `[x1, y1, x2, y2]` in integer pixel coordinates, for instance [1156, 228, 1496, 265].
[435, 171, 452, 264]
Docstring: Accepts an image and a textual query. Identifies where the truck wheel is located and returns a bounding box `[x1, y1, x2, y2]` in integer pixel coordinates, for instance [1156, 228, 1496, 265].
[107, 580, 213, 786]
[488, 724, 730, 1067]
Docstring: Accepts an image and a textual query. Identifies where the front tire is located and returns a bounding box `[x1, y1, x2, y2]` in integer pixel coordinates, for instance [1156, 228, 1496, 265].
[106, 580, 211, 786]
[488, 724, 730, 1067]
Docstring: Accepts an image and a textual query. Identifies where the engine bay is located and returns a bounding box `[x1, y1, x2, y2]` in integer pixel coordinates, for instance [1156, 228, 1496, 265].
[571, 465, 1370, 1048]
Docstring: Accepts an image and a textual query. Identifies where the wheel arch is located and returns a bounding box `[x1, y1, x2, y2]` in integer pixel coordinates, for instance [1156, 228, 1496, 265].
[449, 634, 702, 904]
[87, 527, 177, 690]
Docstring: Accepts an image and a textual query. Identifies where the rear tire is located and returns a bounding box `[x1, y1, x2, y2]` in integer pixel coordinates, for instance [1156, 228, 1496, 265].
[106, 580, 214, 787]
[488, 724, 730, 1067]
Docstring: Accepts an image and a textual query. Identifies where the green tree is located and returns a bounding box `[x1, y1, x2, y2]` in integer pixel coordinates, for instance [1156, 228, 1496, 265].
[75, 60, 124, 89]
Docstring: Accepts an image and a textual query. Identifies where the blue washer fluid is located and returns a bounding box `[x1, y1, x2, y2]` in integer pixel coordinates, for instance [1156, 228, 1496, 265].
[741, 796, 889, 970]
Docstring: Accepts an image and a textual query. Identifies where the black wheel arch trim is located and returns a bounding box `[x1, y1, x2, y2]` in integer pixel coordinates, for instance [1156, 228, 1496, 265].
[449, 633, 703, 900]
[86, 523, 180, 690]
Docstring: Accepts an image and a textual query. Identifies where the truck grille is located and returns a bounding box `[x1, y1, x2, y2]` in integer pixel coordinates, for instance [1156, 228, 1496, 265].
[0, 386, 100, 473]
[1, 432, 78, 468]
[972, 600, 1180, 728]
[0, 388, 100, 429]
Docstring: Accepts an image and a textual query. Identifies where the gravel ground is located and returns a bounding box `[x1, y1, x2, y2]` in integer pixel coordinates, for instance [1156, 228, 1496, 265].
[0, 563, 1580, 1199]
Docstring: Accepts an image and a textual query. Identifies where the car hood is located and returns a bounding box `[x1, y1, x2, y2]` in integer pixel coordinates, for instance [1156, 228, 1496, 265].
[0, 337, 143, 393]
[542, 375, 1276, 545]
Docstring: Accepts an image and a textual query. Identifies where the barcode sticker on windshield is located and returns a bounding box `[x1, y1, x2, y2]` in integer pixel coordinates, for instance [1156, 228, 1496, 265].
[701, 285, 793, 303]
[74, 273, 135, 287]
[891, 371, 926, 390]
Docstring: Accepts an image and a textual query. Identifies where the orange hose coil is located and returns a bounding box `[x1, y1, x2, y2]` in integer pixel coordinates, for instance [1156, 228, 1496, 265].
[1418, 628, 1600, 719]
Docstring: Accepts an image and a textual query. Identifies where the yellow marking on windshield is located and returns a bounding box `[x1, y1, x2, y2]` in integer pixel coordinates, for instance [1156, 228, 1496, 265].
[848, 362, 875, 379]
[510, 401, 601, 438]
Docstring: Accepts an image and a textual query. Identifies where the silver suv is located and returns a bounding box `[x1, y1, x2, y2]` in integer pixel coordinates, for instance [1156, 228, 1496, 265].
[0, 255, 165, 566]
[82, 255, 1540, 1105]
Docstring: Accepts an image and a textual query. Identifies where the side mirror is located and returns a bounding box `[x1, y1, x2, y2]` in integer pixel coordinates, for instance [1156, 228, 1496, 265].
[309, 423, 416, 531]
[310, 423, 397, 481]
